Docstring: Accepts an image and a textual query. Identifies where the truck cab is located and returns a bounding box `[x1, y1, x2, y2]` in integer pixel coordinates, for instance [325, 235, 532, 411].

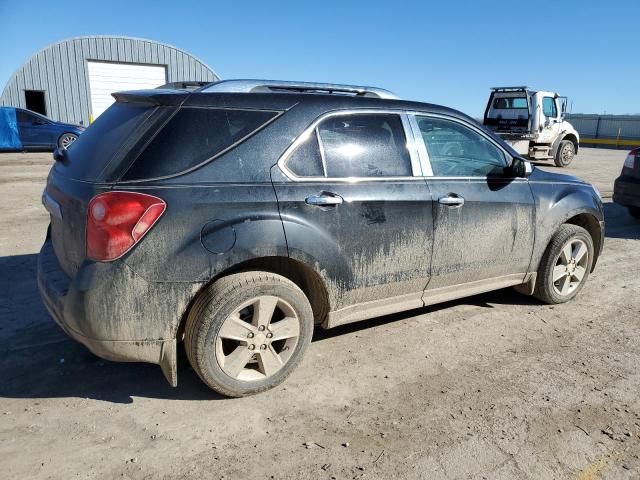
[483, 86, 579, 167]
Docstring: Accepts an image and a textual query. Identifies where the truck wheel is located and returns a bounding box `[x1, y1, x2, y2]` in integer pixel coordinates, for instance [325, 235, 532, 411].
[628, 207, 640, 220]
[533, 224, 593, 304]
[184, 271, 314, 397]
[554, 140, 575, 167]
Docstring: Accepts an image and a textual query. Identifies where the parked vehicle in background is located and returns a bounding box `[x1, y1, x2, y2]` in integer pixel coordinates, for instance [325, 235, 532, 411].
[38, 80, 604, 397]
[483, 87, 580, 167]
[613, 148, 640, 220]
[0, 106, 83, 151]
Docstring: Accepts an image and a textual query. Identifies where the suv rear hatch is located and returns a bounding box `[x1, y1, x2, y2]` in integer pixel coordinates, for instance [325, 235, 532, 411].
[44, 91, 184, 277]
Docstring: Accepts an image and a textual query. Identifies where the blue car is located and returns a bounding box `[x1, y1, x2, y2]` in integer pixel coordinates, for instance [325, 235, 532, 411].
[0, 106, 84, 151]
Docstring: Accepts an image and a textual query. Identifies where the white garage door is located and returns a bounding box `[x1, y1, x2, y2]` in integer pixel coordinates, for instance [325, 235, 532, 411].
[87, 61, 167, 119]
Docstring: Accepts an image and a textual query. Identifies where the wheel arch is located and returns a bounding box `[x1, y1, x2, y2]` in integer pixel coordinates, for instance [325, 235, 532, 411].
[564, 212, 602, 271]
[177, 255, 331, 341]
[563, 133, 579, 154]
[551, 133, 579, 158]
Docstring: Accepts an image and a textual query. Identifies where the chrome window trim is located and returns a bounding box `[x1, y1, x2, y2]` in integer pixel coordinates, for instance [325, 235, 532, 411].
[407, 114, 433, 176]
[400, 114, 424, 176]
[315, 128, 329, 176]
[278, 109, 424, 183]
[408, 111, 516, 179]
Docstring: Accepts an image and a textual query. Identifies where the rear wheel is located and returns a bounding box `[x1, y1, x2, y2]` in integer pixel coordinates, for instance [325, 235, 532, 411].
[534, 224, 594, 304]
[184, 271, 314, 397]
[628, 207, 640, 220]
[58, 133, 78, 149]
[554, 140, 575, 167]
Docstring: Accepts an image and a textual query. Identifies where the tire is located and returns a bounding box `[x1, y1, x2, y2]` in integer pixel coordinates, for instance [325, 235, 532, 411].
[184, 271, 314, 397]
[58, 133, 78, 149]
[554, 140, 575, 167]
[628, 207, 640, 220]
[533, 224, 594, 304]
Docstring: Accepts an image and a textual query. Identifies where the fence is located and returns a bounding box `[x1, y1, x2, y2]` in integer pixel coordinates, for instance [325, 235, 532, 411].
[567, 114, 640, 149]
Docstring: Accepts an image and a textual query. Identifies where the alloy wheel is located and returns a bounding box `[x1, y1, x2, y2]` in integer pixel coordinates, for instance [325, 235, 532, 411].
[60, 134, 77, 148]
[552, 239, 589, 296]
[215, 295, 300, 381]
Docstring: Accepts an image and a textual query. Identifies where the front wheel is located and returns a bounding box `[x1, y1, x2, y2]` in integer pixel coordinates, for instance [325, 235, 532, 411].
[58, 133, 78, 149]
[554, 140, 575, 167]
[534, 224, 594, 304]
[184, 272, 314, 397]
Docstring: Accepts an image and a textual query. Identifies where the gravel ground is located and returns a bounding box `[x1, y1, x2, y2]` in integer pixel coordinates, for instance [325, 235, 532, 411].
[0, 148, 638, 480]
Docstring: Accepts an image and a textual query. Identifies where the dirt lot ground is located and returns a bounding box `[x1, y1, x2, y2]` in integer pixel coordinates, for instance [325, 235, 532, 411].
[1, 148, 639, 480]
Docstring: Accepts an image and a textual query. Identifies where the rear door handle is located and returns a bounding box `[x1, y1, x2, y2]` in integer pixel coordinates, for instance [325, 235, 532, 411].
[305, 193, 343, 206]
[438, 195, 465, 207]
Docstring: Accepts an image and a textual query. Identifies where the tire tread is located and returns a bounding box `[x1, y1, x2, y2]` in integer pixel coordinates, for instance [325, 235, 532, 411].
[184, 271, 311, 397]
[533, 224, 593, 304]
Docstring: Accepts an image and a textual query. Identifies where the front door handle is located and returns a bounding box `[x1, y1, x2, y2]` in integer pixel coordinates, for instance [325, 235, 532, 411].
[438, 195, 465, 207]
[305, 193, 343, 206]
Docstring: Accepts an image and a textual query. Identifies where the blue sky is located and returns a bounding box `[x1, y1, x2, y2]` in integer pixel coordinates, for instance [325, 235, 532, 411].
[1, 0, 638, 116]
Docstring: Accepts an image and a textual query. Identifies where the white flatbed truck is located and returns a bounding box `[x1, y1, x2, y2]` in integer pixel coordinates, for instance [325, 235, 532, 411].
[483, 86, 579, 167]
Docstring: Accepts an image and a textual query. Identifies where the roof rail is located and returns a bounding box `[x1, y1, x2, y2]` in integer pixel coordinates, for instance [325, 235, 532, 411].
[200, 79, 400, 99]
[491, 86, 529, 92]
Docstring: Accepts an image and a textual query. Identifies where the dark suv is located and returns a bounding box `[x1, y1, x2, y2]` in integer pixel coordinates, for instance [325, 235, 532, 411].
[613, 148, 640, 220]
[38, 80, 604, 397]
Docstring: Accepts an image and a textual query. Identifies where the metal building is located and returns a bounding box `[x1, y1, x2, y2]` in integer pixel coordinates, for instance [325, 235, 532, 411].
[567, 114, 640, 149]
[0, 36, 219, 126]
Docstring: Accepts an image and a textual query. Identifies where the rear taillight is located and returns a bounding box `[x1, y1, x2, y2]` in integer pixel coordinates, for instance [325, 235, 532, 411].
[623, 150, 637, 169]
[87, 191, 166, 261]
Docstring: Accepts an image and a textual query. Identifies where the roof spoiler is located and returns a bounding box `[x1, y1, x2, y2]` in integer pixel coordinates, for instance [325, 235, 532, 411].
[111, 89, 189, 106]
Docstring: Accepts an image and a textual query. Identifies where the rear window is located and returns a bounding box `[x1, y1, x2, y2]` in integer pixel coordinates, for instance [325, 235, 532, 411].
[61, 103, 155, 181]
[123, 108, 278, 180]
[493, 97, 528, 109]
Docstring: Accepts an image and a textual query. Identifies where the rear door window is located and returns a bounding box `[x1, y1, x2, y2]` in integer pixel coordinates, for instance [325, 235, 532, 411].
[318, 113, 412, 177]
[16, 110, 37, 123]
[123, 108, 279, 180]
[285, 131, 325, 177]
[283, 113, 413, 178]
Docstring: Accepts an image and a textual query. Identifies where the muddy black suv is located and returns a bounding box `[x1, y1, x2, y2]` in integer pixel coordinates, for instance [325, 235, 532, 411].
[38, 80, 605, 397]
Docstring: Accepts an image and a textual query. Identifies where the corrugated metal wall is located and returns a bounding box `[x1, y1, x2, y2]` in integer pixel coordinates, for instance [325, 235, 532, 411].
[0, 36, 219, 125]
[567, 114, 640, 147]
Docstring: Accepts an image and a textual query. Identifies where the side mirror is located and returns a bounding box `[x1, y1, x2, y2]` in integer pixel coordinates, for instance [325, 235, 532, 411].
[510, 157, 532, 178]
[559, 96, 568, 120]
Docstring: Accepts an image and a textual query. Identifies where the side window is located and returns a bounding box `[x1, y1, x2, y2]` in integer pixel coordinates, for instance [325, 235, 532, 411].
[285, 131, 324, 177]
[542, 97, 557, 118]
[16, 110, 32, 123]
[123, 108, 278, 180]
[318, 113, 412, 177]
[416, 116, 507, 177]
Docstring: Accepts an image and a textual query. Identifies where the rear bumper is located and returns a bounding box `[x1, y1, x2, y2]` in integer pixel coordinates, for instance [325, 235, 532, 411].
[37, 234, 200, 386]
[613, 176, 640, 208]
